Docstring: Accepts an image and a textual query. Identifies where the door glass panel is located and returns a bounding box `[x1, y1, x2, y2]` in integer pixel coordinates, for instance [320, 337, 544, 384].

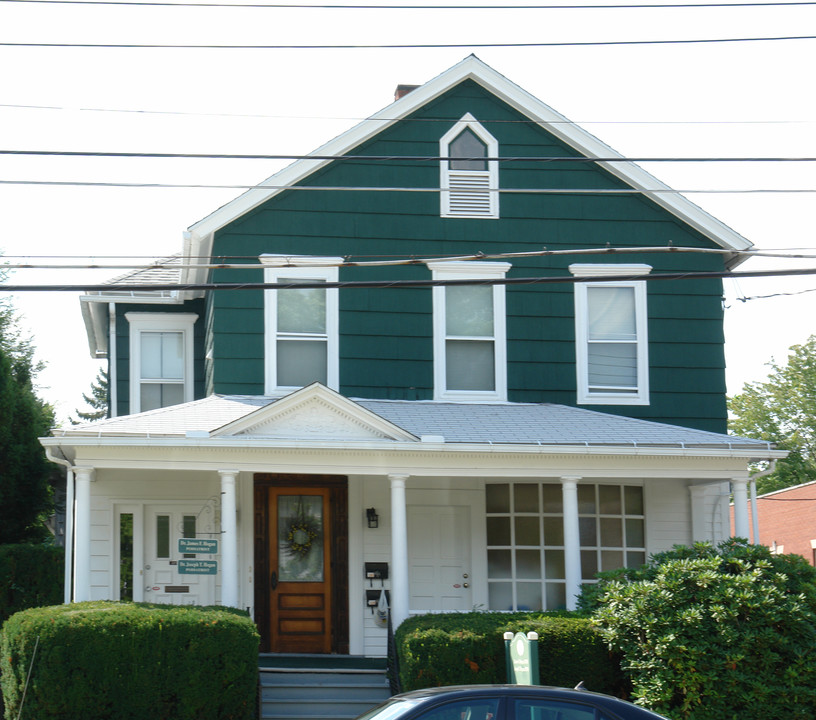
[183, 515, 196, 557]
[120, 513, 133, 601]
[278, 495, 324, 582]
[157, 515, 170, 558]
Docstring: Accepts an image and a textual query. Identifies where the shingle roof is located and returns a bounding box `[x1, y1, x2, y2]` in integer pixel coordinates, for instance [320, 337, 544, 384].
[57, 394, 774, 452]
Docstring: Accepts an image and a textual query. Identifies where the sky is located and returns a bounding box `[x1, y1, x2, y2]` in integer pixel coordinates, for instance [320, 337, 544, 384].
[1, 0, 815, 423]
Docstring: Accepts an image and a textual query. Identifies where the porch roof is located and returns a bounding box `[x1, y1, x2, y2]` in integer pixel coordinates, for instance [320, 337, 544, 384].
[53, 392, 775, 453]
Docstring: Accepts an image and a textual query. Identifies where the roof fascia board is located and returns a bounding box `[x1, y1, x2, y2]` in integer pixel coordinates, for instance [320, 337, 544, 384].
[40, 434, 784, 462]
[183, 55, 751, 276]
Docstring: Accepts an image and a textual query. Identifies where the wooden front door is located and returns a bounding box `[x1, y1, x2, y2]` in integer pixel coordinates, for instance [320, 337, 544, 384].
[254, 475, 348, 654]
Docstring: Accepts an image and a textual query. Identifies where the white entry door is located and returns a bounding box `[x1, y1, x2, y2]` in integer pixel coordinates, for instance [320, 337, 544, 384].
[408, 505, 472, 612]
[144, 506, 216, 606]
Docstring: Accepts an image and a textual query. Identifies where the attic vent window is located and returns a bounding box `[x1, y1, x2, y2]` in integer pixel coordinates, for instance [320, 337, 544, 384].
[440, 113, 499, 219]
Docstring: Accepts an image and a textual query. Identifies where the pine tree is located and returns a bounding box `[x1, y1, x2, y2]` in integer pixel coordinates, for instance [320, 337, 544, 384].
[71, 369, 109, 423]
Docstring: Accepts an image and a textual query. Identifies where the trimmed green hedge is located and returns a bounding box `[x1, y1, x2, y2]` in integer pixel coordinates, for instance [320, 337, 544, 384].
[1, 601, 259, 720]
[395, 611, 624, 696]
[0, 544, 64, 624]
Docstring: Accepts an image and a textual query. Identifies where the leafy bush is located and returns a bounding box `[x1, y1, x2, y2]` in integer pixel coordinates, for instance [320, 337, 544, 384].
[590, 539, 816, 719]
[0, 543, 64, 624]
[1, 601, 259, 720]
[395, 611, 624, 695]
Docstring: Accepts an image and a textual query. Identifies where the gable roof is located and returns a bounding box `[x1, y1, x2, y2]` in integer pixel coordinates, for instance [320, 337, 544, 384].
[182, 54, 752, 285]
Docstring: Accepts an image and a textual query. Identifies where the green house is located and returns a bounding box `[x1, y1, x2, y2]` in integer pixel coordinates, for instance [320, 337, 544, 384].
[46, 56, 781, 656]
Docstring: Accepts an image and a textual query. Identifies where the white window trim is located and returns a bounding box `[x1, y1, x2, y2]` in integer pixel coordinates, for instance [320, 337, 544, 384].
[260, 255, 341, 395]
[571, 264, 651, 406]
[440, 113, 499, 219]
[428, 261, 510, 402]
[125, 312, 197, 414]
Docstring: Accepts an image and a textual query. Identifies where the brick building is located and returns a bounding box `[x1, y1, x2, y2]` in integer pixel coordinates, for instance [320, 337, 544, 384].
[732, 481, 816, 564]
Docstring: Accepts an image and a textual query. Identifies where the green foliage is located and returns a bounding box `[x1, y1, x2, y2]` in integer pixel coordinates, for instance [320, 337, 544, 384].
[729, 335, 816, 493]
[0, 601, 259, 720]
[70, 368, 109, 424]
[395, 611, 624, 696]
[0, 283, 56, 544]
[591, 539, 816, 719]
[0, 544, 64, 625]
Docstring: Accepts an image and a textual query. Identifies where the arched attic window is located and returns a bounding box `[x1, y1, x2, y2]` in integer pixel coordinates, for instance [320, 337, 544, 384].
[440, 113, 499, 219]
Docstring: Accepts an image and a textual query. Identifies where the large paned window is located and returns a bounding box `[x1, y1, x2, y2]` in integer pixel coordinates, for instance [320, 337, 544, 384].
[485, 482, 646, 611]
[440, 113, 499, 219]
[571, 264, 651, 405]
[261, 255, 340, 394]
[427, 261, 509, 401]
[125, 313, 197, 413]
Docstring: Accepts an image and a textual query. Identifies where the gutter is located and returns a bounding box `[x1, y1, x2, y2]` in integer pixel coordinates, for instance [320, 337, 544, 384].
[45, 447, 74, 604]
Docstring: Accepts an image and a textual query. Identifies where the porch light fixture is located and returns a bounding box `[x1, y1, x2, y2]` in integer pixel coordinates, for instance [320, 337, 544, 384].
[366, 508, 379, 529]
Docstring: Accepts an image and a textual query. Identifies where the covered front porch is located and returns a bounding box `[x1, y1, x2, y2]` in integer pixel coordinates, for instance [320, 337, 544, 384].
[41, 384, 783, 657]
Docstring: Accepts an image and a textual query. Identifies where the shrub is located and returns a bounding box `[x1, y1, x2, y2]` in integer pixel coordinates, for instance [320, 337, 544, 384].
[0, 544, 64, 624]
[0, 601, 259, 720]
[395, 611, 623, 695]
[591, 539, 816, 719]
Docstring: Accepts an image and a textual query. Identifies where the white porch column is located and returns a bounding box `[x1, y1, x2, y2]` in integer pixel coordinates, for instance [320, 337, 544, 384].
[732, 477, 750, 539]
[389, 473, 410, 629]
[64, 468, 75, 604]
[219, 469, 240, 608]
[73, 466, 94, 603]
[560, 476, 582, 611]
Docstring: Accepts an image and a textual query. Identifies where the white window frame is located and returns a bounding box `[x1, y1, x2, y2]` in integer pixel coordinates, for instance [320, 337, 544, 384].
[428, 261, 510, 402]
[125, 312, 197, 414]
[440, 113, 499, 219]
[260, 255, 341, 395]
[571, 264, 651, 406]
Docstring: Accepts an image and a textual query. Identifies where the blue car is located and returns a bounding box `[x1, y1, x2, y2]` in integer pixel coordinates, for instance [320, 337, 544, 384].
[356, 685, 669, 720]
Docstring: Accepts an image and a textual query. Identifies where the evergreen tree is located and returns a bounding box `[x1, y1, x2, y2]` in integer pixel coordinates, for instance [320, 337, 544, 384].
[71, 369, 109, 424]
[0, 284, 55, 544]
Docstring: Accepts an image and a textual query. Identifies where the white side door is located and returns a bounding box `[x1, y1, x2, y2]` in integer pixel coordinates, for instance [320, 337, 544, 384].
[408, 505, 472, 612]
[144, 506, 216, 606]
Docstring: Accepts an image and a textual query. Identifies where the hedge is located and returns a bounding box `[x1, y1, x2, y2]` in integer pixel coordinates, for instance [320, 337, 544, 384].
[395, 611, 624, 696]
[0, 601, 259, 720]
[0, 544, 64, 624]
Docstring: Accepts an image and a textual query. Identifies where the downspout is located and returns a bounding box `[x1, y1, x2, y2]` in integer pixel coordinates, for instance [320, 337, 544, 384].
[46, 447, 74, 604]
[108, 303, 118, 417]
[749, 460, 777, 544]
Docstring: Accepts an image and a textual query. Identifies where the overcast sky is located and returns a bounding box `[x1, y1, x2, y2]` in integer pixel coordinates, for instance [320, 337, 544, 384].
[1, 0, 815, 423]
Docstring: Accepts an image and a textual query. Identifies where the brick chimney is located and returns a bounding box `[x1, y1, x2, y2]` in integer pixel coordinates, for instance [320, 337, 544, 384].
[394, 84, 419, 102]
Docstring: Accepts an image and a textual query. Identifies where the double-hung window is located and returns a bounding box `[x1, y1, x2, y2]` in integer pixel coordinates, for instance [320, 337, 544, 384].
[125, 312, 197, 413]
[571, 264, 650, 405]
[428, 261, 509, 401]
[261, 255, 340, 394]
[440, 113, 499, 219]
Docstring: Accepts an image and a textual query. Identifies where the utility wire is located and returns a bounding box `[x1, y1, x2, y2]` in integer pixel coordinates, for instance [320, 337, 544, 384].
[6, 266, 816, 292]
[4, 150, 816, 163]
[7, 245, 816, 271]
[1, 180, 813, 193]
[1, 103, 813, 125]
[5, 0, 816, 7]
[2, 35, 815, 48]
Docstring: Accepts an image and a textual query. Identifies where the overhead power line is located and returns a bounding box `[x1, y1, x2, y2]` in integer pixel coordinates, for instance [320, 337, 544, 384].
[2, 35, 815, 49]
[1, 180, 814, 193]
[7, 245, 816, 271]
[1, 102, 813, 126]
[5, 0, 816, 7]
[4, 149, 816, 163]
[6, 266, 816, 292]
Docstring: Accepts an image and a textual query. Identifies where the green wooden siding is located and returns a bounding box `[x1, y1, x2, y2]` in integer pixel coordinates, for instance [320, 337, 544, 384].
[200, 79, 729, 431]
[113, 300, 207, 417]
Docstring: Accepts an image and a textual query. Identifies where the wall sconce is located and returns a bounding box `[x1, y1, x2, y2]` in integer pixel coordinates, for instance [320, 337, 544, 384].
[366, 508, 379, 529]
